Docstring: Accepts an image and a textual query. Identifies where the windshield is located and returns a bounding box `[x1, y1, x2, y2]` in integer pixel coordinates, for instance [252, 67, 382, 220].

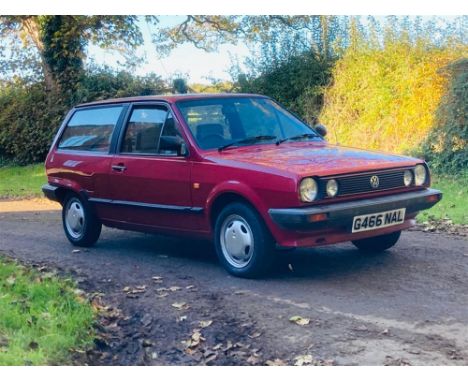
[176, 97, 321, 150]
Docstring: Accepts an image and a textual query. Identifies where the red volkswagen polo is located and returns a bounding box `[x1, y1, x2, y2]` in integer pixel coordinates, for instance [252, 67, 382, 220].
[43, 94, 442, 277]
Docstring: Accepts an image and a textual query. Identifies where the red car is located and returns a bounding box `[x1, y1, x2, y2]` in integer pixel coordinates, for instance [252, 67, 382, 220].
[43, 94, 442, 277]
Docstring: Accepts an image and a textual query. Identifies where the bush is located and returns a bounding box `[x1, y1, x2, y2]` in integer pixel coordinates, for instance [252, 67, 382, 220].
[237, 52, 332, 124]
[0, 68, 167, 164]
[418, 59, 468, 173]
[0, 82, 66, 164]
[319, 42, 467, 156]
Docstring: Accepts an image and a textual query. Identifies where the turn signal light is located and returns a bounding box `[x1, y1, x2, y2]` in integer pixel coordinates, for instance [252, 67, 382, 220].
[307, 213, 328, 223]
[426, 194, 440, 203]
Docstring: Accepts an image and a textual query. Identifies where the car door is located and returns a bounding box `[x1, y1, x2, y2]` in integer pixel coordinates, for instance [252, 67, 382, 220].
[107, 103, 194, 232]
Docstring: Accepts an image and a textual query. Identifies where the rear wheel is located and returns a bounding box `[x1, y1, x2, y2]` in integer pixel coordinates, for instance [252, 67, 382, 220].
[62, 194, 101, 247]
[214, 202, 276, 278]
[352, 230, 401, 252]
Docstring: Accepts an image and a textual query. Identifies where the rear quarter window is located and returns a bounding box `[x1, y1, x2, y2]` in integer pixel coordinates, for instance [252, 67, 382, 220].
[58, 106, 123, 152]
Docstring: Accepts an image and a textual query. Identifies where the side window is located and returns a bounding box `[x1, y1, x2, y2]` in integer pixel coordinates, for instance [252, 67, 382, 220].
[121, 107, 167, 154]
[58, 106, 123, 152]
[121, 106, 184, 156]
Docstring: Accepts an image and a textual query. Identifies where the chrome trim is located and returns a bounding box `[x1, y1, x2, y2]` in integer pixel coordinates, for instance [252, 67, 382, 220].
[88, 197, 203, 213]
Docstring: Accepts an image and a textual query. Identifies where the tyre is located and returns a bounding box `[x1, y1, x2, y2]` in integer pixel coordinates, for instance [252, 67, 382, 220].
[214, 202, 276, 278]
[352, 230, 401, 252]
[62, 193, 102, 247]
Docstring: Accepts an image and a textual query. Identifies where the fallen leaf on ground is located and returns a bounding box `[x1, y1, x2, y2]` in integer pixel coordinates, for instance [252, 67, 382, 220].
[248, 332, 262, 339]
[199, 320, 213, 328]
[294, 354, 314, 366]
[247, 355, 260, 365]
[289, 316, 310, 326]
[182, 330, 206, 349]
[204, 353, 217, 363]
[266, 358, 287, 366]
[6, 276, 16, 285]
[171, 302, 189, 310]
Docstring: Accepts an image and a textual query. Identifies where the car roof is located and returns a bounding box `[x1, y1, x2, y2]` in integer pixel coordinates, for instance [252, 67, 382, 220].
[75, 93, 269, 108]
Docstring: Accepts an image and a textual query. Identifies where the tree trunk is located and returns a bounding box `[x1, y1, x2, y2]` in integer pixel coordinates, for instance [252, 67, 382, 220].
[20, 17, 59, 94]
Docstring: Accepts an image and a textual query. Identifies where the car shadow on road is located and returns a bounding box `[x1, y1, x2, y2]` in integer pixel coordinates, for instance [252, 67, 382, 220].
[98, 228, 397, 280]
[275, 245, 396, 280]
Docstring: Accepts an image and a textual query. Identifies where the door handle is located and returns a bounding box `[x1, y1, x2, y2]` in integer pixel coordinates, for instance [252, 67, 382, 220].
[111, 164, 127, 172]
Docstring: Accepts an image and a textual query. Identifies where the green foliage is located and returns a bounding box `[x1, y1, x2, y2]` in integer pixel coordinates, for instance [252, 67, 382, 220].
[0, 82, 66, 164]
[0, 16, 155, 99]
[173, 78, 188, 94]
[237, 52, 331, 123]
[320, 41, 467, 157]
[0, 68, 166, 164]
[75, 66, 167, 103]
[0, 255, 95, 365]
[418, 59, 468, 173]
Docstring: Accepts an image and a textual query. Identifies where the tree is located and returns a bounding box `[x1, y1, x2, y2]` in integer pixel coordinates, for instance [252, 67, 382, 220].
[154, 16, 344, 61]
[0, 16, 157, 100]
[173, 78, 188, 94]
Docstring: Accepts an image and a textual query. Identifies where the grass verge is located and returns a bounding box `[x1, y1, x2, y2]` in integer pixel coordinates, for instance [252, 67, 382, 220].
[417, 173, 467, 225]
[0, 164, 46, 199]
[0, 255, 95, 365]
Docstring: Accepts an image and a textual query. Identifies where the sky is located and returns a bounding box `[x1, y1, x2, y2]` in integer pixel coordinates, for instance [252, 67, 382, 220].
[87, 16, 250, 84]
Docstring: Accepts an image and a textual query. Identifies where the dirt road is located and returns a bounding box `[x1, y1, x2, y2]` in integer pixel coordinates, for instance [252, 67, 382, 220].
[0, 201, 467, 365]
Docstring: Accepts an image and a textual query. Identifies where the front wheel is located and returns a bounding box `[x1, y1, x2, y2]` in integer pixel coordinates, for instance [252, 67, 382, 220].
[62, 194, 102, 247]
[214, 202, 276, 278]
[352, 230, 401, 252]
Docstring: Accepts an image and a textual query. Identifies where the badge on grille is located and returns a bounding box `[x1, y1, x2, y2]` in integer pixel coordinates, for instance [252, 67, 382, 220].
[370, 175, 380, 188]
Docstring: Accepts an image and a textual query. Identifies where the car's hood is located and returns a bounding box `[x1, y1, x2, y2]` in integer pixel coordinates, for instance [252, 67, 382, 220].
[205, 141, 420, 177]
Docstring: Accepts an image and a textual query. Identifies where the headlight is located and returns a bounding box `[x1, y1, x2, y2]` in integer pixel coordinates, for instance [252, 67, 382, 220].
[414, 165, 427, 186]
[326, 179, 338, 197]
[403, 170, 413, 186]
[299, 178, 318, 202]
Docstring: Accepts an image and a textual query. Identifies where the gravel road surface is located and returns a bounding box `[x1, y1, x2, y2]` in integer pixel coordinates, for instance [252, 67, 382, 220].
[1, 200, 467, 365]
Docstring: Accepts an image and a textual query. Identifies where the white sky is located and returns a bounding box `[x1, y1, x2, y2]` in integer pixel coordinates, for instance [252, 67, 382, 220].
[87, 16, 250, 84]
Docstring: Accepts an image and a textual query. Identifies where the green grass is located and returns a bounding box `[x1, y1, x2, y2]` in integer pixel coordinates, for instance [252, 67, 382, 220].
[417, 174, 468, 225]
[0, 164, 46, 199]
[0, 255, 95, 365]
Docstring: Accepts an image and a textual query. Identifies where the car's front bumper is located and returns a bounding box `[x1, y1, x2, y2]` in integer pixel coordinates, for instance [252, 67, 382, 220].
[269, 188, 442, 232]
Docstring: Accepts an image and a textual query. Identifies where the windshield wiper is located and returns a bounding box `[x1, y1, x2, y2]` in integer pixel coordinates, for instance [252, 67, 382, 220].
[218, 135, 278, 152]
[276, 133, 320, 145]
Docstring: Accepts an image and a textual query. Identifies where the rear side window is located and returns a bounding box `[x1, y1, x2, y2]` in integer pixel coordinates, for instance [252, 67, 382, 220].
[58, 106, 123, 152]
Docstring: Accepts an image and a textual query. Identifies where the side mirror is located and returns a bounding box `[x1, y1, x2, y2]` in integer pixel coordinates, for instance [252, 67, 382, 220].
[315, 124, 327, 137]
[159, 136, 188, 156]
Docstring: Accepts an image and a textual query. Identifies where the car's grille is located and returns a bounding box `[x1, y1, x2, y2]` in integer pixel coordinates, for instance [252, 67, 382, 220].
[323, 169, 408, 197]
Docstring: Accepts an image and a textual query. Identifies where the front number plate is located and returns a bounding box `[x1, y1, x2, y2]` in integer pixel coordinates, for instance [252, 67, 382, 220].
[352, 208, 406, 233]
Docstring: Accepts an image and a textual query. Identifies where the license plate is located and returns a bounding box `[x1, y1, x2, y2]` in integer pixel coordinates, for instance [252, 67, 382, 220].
[352, 208, 406, 233]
